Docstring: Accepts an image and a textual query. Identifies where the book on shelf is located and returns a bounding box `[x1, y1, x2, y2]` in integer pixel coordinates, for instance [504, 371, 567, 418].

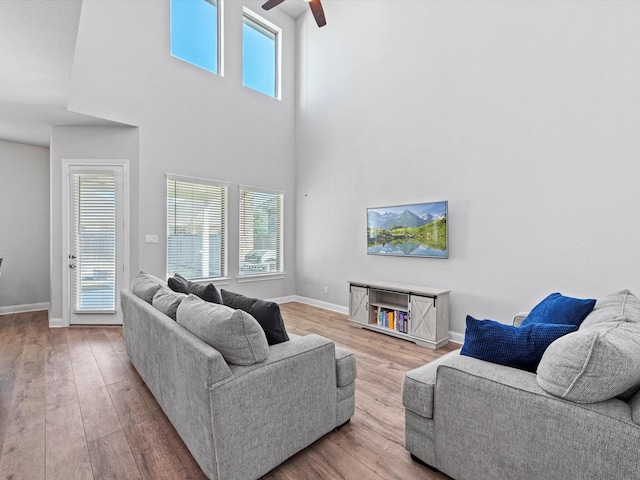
[373, 307, 409, 333]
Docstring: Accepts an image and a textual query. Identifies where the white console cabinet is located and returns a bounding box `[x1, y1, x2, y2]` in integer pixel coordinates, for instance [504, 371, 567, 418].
[348, 280, 450, 349]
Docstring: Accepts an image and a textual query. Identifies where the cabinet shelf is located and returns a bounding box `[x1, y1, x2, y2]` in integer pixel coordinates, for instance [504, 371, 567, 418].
[348, 280, 450, 350]
[370, 301, 406, 311]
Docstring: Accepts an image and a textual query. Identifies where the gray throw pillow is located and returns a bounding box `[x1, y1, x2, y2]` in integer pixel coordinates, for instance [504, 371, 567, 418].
[580, 289, 640, 329]
[176, 295, 269, 366]
[152, 287, 187, 320]
[131, 271, 165, 303]
[537, 321, 640, 403]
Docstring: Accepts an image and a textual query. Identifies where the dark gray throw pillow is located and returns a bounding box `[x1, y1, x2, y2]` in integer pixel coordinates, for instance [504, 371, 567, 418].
[221, 289, 289, 345]
[168, 272, 222, 304]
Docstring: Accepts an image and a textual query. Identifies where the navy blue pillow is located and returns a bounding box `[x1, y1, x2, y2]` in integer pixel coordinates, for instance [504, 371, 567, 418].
[521, 292, 596, 327]
[461, 316, 577, 371]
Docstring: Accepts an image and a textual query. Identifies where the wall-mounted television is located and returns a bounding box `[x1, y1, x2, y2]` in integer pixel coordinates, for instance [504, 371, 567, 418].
[367, 201, 448, 258]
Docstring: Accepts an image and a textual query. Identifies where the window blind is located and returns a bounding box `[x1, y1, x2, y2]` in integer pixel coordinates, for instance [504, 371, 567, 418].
[73, 173, 116, 312]
[239, 186, 283, 276]
[167, 175, 227, 280]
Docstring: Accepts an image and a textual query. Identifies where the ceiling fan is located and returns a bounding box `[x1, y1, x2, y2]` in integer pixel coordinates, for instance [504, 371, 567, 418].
[262, 0, 327, 28]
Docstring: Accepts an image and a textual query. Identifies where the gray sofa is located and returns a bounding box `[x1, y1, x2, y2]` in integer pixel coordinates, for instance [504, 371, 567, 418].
[121, 287, 356, 480]
[403, 289, 640, 480]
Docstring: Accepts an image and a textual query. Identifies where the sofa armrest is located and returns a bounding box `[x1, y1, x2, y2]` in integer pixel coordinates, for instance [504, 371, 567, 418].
[512, 311, 528, 326]
[403, 350, 460, 418]
[209, 334, 339, 480]
[335, 345, 356, 387]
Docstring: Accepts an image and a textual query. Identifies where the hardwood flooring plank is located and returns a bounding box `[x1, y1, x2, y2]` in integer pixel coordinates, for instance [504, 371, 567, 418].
[87, 430, 143, 480]
[45, 402, 93, 480]
[107, 379, 155, 429]
[94, 351, 134, 386]
[76, 384, 122, 442]
[149, 409, 208, 480]
[123, 416, 190, 480]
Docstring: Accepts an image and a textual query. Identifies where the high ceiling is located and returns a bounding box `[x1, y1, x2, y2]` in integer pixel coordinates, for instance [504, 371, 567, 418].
[0, 0, 120, 147]
[0, 0, 307, 148]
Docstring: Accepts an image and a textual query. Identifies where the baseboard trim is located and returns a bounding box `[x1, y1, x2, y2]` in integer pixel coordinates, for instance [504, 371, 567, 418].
[286, 296, 349, 315]
[449, 331, 464, 345]
[49, 317, 65, 328]
[0, 302, 50, 316]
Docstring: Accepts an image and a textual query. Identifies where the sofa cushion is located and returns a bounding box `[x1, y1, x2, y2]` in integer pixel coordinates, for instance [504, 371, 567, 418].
[131, 271, 165, 303]
[461, 316, 577, 371]
[521, 292, 596, 327]
[537, 321, 640, 403]
[152, 287, 187, 320]
[176, 294, 269, 366]
[629, 389, 640, 425]
[168, 273, 222, 304]
[221, 289, 289, 345]
[580, 289, 640, 329]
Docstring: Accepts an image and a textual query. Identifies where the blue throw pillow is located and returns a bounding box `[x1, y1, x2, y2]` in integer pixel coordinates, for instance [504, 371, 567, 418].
[461, 315, 577, 371]
[521, 292, 596, 327]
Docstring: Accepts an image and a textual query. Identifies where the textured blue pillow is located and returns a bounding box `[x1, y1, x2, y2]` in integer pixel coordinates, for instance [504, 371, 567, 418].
[461, 316, 578, 371]
[521, 292, 596, 327]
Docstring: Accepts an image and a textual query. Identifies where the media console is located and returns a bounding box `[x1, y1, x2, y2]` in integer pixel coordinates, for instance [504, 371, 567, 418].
[348, 280, 450, 349]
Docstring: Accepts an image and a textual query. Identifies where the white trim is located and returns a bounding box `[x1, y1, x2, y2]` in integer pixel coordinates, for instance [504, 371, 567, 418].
[237, 273, 285, 283]
[166, 173, 230, 189]
[49, 317, 64, 328]
[279, 295, 348, 315]
[0, 303, 50, 316]
[217, 0, 225, 77]
[448, 331, 464, 345]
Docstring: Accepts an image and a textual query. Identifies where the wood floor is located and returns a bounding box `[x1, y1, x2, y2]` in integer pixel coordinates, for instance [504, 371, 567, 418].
[0, 302, 457, 480]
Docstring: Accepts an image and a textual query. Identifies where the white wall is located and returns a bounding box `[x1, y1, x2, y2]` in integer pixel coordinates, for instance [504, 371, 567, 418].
[49, 125, 139, 321]
[295, 1, 640, 335]
[67, 0, 298, 300]
[0, 140, 49, 309]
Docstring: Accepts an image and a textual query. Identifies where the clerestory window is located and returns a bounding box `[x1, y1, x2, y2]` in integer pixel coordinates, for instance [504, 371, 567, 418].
[243, 8, 281, 98]
[170, 0, 222, 74]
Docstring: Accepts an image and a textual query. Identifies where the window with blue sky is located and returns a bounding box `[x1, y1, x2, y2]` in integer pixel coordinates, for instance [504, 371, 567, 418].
[170, 0, 219, 74]
[243, 9, 280, 98]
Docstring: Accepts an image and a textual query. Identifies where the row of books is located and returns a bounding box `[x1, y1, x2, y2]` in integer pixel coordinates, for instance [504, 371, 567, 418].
[373, 307, 409, 334]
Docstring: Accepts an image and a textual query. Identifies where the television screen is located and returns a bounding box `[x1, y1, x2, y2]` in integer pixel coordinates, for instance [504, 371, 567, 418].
[367, 201, 448, 258]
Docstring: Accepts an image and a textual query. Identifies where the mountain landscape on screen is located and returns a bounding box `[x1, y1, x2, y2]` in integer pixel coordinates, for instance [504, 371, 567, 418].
[367, 202, 448, 258]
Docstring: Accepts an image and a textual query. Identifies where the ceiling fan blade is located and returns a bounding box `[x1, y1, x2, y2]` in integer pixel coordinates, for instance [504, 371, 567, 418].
[262, 0, 286, 11]
[309, 0, 326, 27]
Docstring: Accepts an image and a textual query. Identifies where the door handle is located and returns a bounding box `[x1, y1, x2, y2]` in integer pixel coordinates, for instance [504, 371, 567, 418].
[69, 264, 76, 269]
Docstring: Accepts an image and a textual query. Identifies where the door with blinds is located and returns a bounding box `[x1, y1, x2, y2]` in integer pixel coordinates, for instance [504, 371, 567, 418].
[68, 166, 125, 325]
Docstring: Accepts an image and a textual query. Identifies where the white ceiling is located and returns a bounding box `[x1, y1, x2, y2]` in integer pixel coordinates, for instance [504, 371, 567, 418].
[0, 0, 121, 148]
[0, 0, 308, 148]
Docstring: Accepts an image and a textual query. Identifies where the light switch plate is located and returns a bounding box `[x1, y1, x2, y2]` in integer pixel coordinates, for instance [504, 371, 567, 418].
[145, 234, 158, 244]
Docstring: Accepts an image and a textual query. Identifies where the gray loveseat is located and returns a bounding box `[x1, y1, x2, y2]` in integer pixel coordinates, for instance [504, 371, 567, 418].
[403, 289, 640, 480]
[121, 279, 356, 480]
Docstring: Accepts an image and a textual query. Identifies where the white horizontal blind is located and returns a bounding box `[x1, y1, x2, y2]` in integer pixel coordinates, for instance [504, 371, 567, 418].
[239, 186, 283, 276]
[167, 175, 227, 280]
[73, 173, 116, 312]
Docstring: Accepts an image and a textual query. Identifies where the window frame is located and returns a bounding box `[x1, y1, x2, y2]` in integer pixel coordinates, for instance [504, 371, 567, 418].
[242, 7, 282, 99]
[238, 184, 285, 280]
[166, 174, 229, 282]
[170, 0, 224, 76]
